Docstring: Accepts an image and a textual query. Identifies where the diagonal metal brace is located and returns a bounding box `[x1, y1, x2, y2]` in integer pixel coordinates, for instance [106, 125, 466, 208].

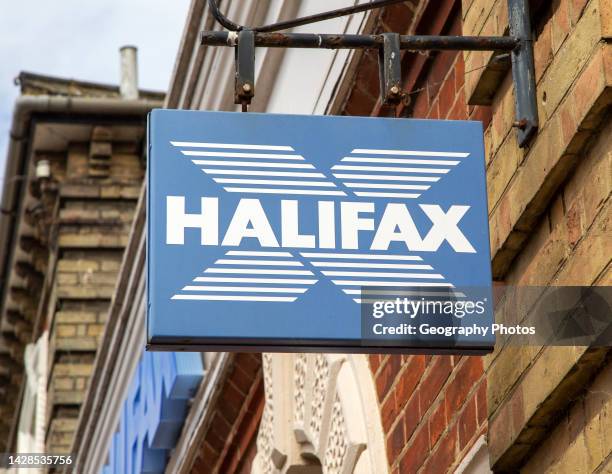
[234, 29, 255, 110]
[508, 0, 538, 146]
[378, 33, 403, 105]
[207, 0, 407, 33]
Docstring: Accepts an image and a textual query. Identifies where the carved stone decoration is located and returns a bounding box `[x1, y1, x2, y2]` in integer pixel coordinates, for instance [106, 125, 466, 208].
[252, 354, 389, 474]
[323, 395, 348, 473]
[255, 353, 276, 474]
[294, 353, 307, 427]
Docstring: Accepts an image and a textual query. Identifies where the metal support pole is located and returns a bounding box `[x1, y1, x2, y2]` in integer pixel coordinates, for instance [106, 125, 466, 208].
[379, 33, 403, 105]
[508, 0, 538, 146]
[201, 31, 519, 52]
[234, 30, 255, 111]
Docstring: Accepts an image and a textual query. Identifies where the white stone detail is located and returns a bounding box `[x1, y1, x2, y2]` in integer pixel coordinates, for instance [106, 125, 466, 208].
[256, 353, 276, 474]
[294, 353, 307, 426]
[323, 395, 348, 473]
[253, 354, 388, 474]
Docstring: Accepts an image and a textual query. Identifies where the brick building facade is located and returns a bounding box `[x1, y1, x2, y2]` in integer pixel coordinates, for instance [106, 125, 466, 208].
[0, 63, 163, 457]
[160, 0, 609, 472]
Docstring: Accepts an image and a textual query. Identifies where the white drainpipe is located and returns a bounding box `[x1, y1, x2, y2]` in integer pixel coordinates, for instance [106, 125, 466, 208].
[119, 46, 139, 100]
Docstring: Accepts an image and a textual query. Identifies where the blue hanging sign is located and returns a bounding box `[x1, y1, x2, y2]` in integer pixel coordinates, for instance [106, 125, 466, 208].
[147, 110, 494, 353]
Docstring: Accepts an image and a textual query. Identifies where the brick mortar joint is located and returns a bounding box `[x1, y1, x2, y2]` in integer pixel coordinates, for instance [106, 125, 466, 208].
[537, 35, 604, 121]
[374, 354, 391, 379]
[212, 368, 263, 474]
[485, 120, 514, 172]
[488, 331, 608, 427]
[484, 29, 606, 185]
[464, 0, 498, 36]
[487, 43, 607, 222]
[392, 358, 481, 461]
[593, 260, 612, 286]
[530, 190, 609, 289]
[421, 393, 488, 474]
[483, 210, 612, 393]
[379, 355, 424, 407]
[408, 385, 485, 474]
[557, 188, 612, 261]
[490, 347, 611, 470]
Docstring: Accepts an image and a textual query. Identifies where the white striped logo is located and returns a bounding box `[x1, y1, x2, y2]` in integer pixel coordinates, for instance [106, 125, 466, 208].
[172, 250, 317, 302]
[171, 141, 345, 196]
[169, 141, 470, 303]
[332, 148, 468, 199]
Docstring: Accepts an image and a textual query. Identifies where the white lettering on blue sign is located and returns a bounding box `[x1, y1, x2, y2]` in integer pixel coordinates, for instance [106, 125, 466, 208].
[166, 197, 476, 253]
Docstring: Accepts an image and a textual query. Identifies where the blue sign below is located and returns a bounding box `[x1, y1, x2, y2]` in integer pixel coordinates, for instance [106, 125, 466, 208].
[147, 110, 494, 353]
[103, 351, 203, 474]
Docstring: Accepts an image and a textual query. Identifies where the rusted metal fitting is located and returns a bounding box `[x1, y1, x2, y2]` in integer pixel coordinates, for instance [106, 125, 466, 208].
[378, 33, 402, 105]
[512, 119, 528, 130]
[234, 30, 255, 108]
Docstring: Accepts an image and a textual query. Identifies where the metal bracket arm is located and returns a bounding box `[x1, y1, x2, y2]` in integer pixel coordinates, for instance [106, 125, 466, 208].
[203, 0, 539, 147]
[201, 32, 519, 51]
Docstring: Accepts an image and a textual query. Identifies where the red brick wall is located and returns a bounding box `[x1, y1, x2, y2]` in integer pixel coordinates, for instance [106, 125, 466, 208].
[371, 355, 486, 473]
[191, 353, 263, 474]
[342, 1, 490, 472]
